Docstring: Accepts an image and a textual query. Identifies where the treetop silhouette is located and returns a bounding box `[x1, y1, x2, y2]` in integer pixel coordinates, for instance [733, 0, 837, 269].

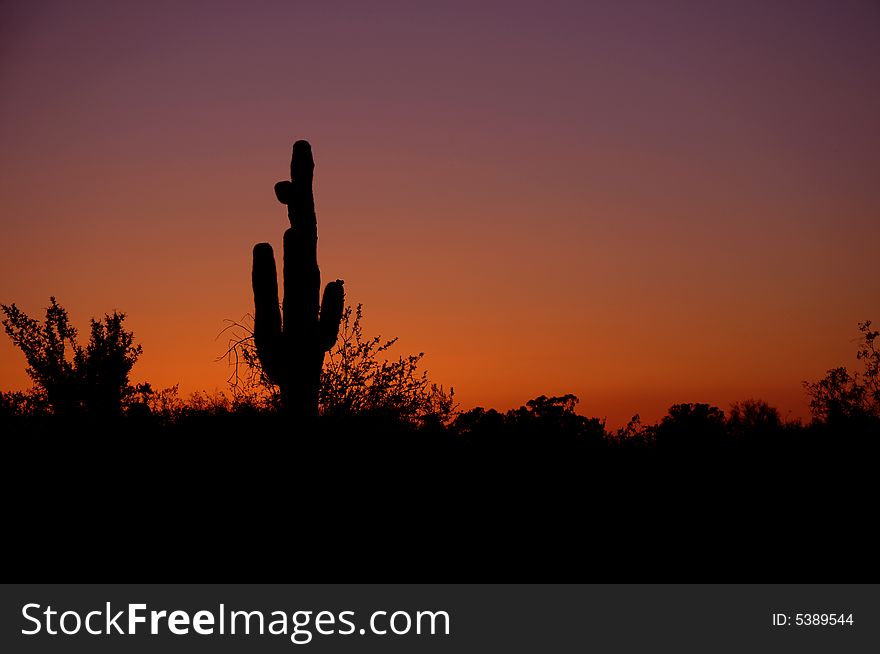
[803, 320, 879, 425]
[1, 297, 141, 416]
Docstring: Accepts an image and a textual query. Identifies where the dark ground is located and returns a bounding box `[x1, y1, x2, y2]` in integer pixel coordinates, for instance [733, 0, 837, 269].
[4, 411, 877, 582]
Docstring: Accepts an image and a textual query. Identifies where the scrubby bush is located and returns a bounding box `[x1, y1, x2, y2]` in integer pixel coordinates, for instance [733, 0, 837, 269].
[222, 303, 456, 425]
[656, 402, 726, 452]
[804, 321, 879, 426]
[2, 297, 142, 416]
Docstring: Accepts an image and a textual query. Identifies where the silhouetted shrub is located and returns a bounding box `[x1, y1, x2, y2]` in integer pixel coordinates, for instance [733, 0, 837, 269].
[613, 414, 657, 448]
[1, 297, 142, 416]
[656, 402, 726, 453]
[222, 303, 456, 424]
[727, 399, 782, 438]
[452, 407, 505, 437]
[78, 311, 143, 415]
[804, 320, 879, 426]
[451, 394, 606, 454]
[506, 394, 605, 444]
[0, 389, 49, 418]
[320, 305, 456, 424]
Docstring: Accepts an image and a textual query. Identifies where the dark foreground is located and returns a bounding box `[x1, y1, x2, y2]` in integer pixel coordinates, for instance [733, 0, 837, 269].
[4, 409, 877, 583]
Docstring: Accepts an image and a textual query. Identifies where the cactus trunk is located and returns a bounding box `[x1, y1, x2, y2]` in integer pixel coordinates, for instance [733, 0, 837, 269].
[252, 140, 344, 417]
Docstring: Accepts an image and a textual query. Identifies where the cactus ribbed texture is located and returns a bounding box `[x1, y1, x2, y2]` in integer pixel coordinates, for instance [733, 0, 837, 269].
[252, 140, 344, 416]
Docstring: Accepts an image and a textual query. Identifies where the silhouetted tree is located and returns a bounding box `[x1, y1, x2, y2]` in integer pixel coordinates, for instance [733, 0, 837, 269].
[1, 297, 142, 416]
[452, 407, 505, 437]
[452, 394, 605, 450]
[655, 403, 726, 453]
[513, 394, 606, 445]
[804, 320, 879, 424]
[613, 413, 657, 447]
[727, 399, 782, 440]
[0, 389, 48, 418]
[1, 298, 79, 415]
[77, 312, 142, 415]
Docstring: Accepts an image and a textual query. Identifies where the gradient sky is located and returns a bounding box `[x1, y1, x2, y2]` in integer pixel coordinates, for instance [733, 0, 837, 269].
[1, 0, 878, 426]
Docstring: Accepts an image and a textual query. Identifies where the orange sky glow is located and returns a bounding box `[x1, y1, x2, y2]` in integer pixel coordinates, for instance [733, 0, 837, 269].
[1, 1, 878, 427]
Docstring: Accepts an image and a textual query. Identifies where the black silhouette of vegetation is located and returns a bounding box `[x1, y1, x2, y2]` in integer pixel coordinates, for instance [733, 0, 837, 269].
[655, 402, 727, 453]
[803, 321, 879, 427]
[3, 300, 876, 448]
[4, 303, 877, 580]
[221, 303, 456, 425]
[251, 140, 344, 417]
[2, 139, 877, 581]
[1, 297, 143, 417]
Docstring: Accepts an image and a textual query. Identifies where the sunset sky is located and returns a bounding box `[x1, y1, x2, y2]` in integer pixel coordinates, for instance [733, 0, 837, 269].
[1, 0, 878, 426]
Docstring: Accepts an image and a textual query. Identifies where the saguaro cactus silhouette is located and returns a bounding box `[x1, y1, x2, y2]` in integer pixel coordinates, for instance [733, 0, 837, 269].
[252, 140, 344, 416]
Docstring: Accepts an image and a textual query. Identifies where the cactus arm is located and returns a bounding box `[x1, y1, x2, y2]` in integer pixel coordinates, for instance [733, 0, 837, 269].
[318, 280, 345, 352]
[252, 242, 284, 385]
